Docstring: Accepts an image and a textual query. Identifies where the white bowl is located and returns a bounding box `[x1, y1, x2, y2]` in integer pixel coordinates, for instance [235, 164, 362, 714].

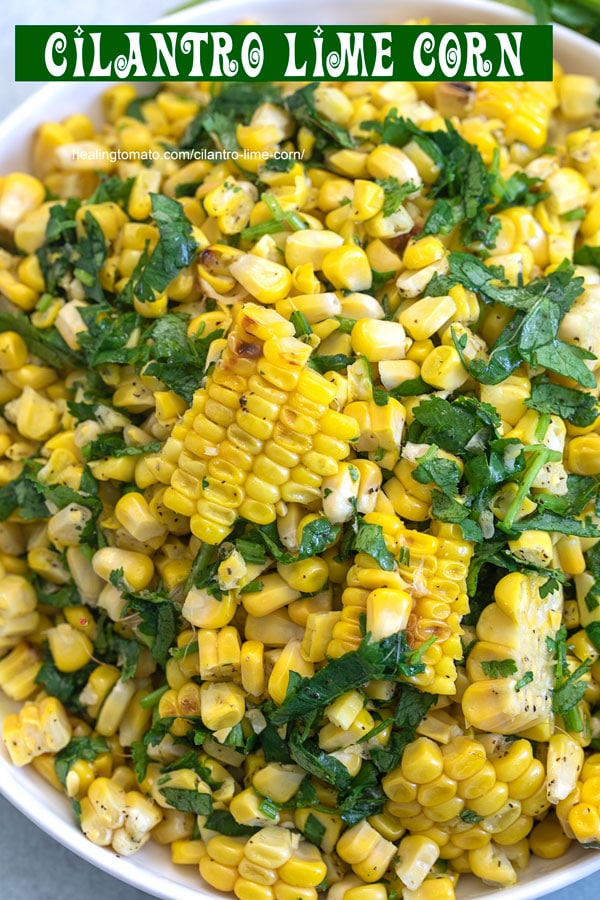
[1, 0, 600, 898]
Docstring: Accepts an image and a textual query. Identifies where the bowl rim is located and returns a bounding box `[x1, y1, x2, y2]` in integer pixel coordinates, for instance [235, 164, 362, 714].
[1, 1, 600, 899]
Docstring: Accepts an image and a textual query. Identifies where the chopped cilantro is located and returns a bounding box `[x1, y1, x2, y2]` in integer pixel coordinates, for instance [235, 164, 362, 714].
[374, 177, 419, 217]
[134, 195, 198, 302]
[54, 737, 109, 788]
[159, 788, 213, 815]
[525, 377, 599, 428]
[481, 659, 518, 678]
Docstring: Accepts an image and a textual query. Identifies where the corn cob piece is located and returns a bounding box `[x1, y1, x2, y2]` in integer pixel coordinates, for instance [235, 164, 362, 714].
[164, 303, 358, 543]
[199, 825, 327, 896]
[327, 514, 472, 695]
[382, 732, 547, 883]
[80, 775, 163, 855]
[462, 572, 562, 739]
[2, 695, 72, 766]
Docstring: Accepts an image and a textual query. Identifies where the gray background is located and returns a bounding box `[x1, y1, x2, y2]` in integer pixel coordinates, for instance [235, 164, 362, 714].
[0, 0, 599, 898]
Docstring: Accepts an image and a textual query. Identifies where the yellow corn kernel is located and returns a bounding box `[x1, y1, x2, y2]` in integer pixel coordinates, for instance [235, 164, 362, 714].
[92, 547, 154, 591]
[399, 295, 457, 341]
[322, 246, 372, 292]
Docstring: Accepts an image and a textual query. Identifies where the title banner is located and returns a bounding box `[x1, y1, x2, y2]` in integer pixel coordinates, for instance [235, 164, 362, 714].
[15, 25, 553, 81]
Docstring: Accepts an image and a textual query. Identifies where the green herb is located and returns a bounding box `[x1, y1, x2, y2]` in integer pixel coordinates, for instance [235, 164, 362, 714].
[370, 686, 437, 773]
[159, 788, 213, 815]
[54, 737, 109, 788]
[408, 396, 501, 458]
[374, 177, 419, 217]
[35, 653, 93, 713]
[263, 156, 295, 173]
[111, 573, 179, 667]
[515, 671, 534, 692]
[83, 435, 160, 461]
[549, 626, 591, 731]
[204, 810, 261, 837]
[263, 193, 307, 232]
[134, 195, 198, 302]
[481, 659, 518, 678]
[259, 517, 340, 565]
[308, 353, 356, 374]
[270, 632, 423, 725]
[412, 447, 461, 497]
[574, 245, 600, 267]
[585, 622, 600, 651]
[350, 520, 396, 571]
[303, 813, 326, 848]
[291, 310, 312, 337]
[460, 809, 484, 824]
[0, 462, 49, 521]
[258, 796, 280, 820]
[181, 84, 282, 153]
[525, 377, 599, 428]
[0, 312, 80, 369]
[285, 84, 354, 154]
[584, 543, 600, 612]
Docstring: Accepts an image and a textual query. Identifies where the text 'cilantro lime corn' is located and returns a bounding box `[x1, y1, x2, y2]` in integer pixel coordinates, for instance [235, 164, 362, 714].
[2, 47, 600, 900]
[14, 25, 553, 82]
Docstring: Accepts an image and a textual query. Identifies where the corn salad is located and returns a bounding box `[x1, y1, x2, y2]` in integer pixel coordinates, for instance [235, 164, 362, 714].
[1, 62, 600, 900]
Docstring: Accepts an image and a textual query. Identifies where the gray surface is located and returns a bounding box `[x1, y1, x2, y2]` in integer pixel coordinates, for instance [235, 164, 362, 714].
[0, 1, 600, 899]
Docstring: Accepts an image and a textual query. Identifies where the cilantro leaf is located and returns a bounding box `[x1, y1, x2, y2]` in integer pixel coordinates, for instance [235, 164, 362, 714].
[143, 314, 223, 404]
[159, 788, 213, 815]
[54, 736, 109, 788]
[525, 377, 599, 428]
[374, 177, 419, 217]
[204, 810, 261, 837]
[408, 396, 501, 458]
[574, 245, 600, 268]
[412, 449, 461, 497]
[480, 659, 518, 678]
[303, 814, 326, 847]
[83, 435, 160, 461]
[285, 84, 354, 153]
[134, 195, 198, 302]
[507, 511, 600, 538]
[270, 632, 421, 725]
[308, 354, 356, 374]
[0, 312, 80, 370]
[460, 809, 484, 824]
[0, 463, 49, 521]
[583, 542, 600, 613]
[352, 521, 396, 571]
[35, 652, 94, 714]
[370, 686, 436, 773]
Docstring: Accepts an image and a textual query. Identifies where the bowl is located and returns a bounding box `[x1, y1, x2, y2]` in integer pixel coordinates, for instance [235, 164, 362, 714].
[1, 0, 600, 898]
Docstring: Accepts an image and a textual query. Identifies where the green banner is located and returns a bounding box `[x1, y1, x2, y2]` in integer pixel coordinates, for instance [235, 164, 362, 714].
[14, 24, 553, 82]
